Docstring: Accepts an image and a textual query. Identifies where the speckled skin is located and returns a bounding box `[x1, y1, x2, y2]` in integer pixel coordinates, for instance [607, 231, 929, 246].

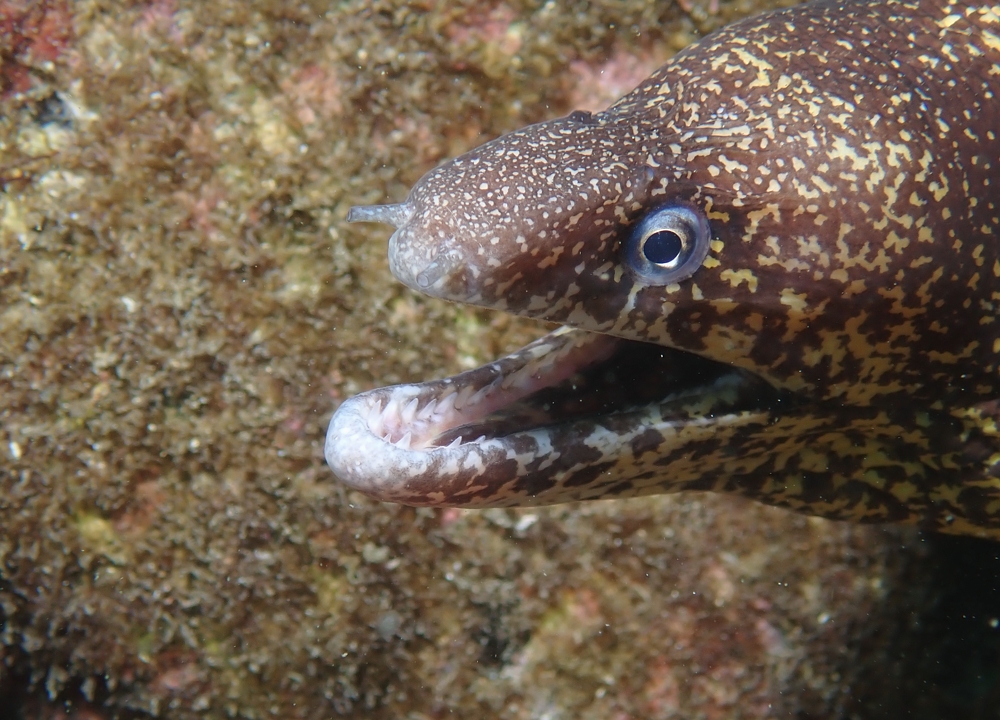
[328, 0, 1000, 538]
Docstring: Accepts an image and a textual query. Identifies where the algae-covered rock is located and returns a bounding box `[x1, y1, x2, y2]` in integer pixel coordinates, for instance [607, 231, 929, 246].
[0, 0, 963, 718]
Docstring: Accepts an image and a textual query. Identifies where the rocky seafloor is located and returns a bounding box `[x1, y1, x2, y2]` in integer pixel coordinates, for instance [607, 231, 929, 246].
[3, 1, 1000, 718]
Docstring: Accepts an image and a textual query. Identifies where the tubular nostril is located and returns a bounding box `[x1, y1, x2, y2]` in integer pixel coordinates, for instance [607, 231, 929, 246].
[347, 202, 414, 228]
[416, 260, 448, 289]
[391, 240, 467, 293]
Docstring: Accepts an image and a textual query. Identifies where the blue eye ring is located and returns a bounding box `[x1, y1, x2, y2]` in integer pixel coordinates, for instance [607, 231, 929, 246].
[624, 202, 712, 285]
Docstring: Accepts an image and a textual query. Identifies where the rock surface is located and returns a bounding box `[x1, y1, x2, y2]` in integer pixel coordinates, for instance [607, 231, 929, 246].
[0, 0, 965, 717]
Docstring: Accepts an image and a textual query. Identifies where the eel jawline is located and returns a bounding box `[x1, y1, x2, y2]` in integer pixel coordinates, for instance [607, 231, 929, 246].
[325, 326, 778, 507]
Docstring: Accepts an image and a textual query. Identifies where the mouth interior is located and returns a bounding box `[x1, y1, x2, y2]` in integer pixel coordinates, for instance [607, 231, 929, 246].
[361, 328, 786, 452]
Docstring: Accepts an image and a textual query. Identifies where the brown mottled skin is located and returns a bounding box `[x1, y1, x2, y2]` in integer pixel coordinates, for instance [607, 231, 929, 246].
[327, 0, 1000, 538]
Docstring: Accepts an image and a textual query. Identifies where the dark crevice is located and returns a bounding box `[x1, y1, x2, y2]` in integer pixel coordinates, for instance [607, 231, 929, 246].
[849, 532, 1000, 719]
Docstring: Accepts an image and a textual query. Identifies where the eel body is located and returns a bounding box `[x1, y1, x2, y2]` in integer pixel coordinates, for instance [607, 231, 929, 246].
[327, 0, 1000, 538]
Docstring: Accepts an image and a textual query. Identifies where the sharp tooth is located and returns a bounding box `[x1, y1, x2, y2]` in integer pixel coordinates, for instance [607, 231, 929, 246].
[418, 398, 438, 420]
[384, 397, 401, 421]
[396, 432, 412, 450]
[473, 435, 486, 444]
[401, 397, 419, 424]
[447, 436, 462, 448]
[509, 364, 537, 391]
[437, 392, 457, 417]
[500, 368, 520, 390]
[469, 386, 489, 407]
[454, 385, 475, 410]
[367, 399, 386, 434]
[383, 432, 392, 443]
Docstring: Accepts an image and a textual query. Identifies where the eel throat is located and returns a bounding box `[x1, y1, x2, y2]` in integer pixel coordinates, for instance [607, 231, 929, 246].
[327, 0, 1000, 538]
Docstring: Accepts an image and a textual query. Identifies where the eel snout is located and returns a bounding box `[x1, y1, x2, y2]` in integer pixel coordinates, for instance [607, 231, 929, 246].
[350, 197, 481, 298]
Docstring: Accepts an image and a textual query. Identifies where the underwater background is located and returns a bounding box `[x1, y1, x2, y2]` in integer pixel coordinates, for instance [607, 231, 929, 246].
[2, 0, 1000, 717]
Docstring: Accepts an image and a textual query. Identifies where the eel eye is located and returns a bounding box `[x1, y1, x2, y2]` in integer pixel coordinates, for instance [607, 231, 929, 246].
[625, 202, 712, 285]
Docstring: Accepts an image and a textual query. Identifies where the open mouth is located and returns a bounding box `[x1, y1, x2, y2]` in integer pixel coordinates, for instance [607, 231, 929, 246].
[325, 326, 787, 507]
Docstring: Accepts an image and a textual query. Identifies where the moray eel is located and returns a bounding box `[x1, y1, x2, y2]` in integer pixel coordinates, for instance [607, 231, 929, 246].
[326, 0, 1000, 538]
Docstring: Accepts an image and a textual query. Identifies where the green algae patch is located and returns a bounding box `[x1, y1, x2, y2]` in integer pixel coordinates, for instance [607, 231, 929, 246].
[74, 512, 128, 566]
[275, 249, 327, 308]
[0, 196, 29, 246]
[308, 567, 348, 620]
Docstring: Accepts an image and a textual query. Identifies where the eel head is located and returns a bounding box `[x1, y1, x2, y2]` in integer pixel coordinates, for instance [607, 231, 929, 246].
[326, 1, 1000, 535]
